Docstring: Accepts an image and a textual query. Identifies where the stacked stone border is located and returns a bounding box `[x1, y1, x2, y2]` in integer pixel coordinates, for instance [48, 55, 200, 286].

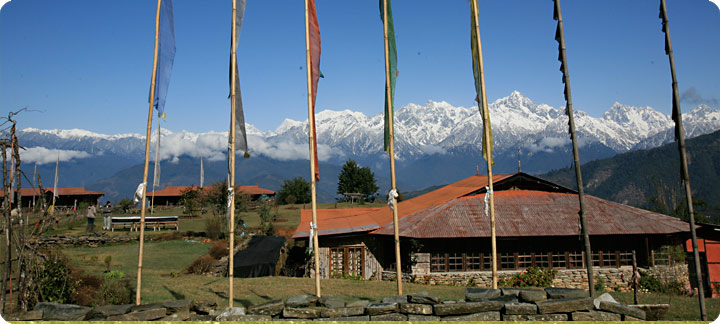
[6, 287, 670, 321]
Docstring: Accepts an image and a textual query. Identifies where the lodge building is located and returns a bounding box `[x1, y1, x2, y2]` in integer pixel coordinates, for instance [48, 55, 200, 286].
[293, 172, 691, 290]
[147, 185, 276, 205]
[1, 187, 104, 209]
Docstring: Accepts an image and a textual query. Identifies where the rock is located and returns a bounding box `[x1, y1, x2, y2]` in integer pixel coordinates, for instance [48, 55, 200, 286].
[489, 294, 518, 303]
[86, 304, 134, 319]
[108, 308, 167, 321]
[161, 311, 190, 321]
[346, 300, 370, 308]
[624, 315, 644, 321]
[400, 303, 433, 315]
[5, 310, 43, 321]
[433, 300, 503, 316]
[191, 300, 217, 315]
[443, 311, 501, 321]
[408, 291, 429, 296]
[224, 314, 272, 321]
[34, 302, 92, 321]
[545, 287, 588, 299]
[382, 295, 409, 304]
[318, 296, 345, 308]
[502, 288, 522, 296]
[130, 302, 165, 312]
[248, 299, 285, 316]
[408, 314, 441, 321]
[314, 315, 370, 321]
[465, 288, 501, 301]
[214, 306, 246, 320]
[504, 313, 569, 321]
[571, 310, 622, 321]
[320, 306, 365, 318]
[628, 304, 669, 321]
[593, 292, 617, 309]
[282, 307, 322, 319]
[504, 302, 538, 315]
[162, 299, 193, 314]
[519, 289, 547, 302]
[286, 294, 319, 308]
[189, 313, 214, 321]
[408, 295, 442, 305]
[598, 301, 646, 320]
[370, 313, 407, 321]
[536, 297, 593, 314]
[366, 302, 399, 315]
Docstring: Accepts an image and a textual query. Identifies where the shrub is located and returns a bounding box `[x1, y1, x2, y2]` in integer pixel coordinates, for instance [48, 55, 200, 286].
[594, 276, 606, 293]
[205, 214, 225, 240]
[103, 270, 125, 280]
[98, 279, 134, 305]
[71, 285, 99, 306]
[209, 240, 229, 259]
[39, 253, 78, 303]
[638, 271, 662, 292]
[500, 266, 557, 287]
[185, 255, 217, 274]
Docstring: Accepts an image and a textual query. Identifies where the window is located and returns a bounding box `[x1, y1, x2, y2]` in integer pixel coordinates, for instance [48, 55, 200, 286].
[431, 253, 446, 272]
[552, 252, 566, 268]
[429, 250, 631, 272]
[330, 246, 364, 278]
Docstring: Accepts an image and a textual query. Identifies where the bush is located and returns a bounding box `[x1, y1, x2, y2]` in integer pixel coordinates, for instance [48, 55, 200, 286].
[103, 270, 125, 280]
[594, 276, 606, 293]
[39, 253, 78, 303]
[499, 266, 557, 287]
[71, 286, 99, 306]
[98, 279, 133, 305]
[209, 240, 229, 259]
[185, 255, 217, 274]
[638, 271, 662, 292]
[205, 214, 225, 240]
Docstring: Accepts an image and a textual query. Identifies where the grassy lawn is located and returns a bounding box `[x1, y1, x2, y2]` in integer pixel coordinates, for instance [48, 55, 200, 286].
[611, 291, 720, 321]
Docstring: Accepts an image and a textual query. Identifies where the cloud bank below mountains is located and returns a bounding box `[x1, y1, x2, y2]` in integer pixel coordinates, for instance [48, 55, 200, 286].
[17, 147, 91, 165]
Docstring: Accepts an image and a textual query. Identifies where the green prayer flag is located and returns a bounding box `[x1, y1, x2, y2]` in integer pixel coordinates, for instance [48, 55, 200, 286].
[380, 0, 397, 153]
[470, 1, 493, 164]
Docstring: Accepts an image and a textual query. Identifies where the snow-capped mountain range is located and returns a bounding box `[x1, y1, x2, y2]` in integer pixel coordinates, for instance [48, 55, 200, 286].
[18, 91, 720, 166]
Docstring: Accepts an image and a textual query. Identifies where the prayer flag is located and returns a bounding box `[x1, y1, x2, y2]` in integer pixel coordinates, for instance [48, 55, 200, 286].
[307, 0, 321, 181]
[380, 0, 397, 153]
[470, 1, 493, 164]
[151, 0, 176, 120]
[230, 0, 249, 157]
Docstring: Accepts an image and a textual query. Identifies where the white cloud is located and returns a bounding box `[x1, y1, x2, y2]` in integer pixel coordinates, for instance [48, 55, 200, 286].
[17, 147, 91, 165]
[0, 0, 11, 12]
[524, 137, 570, 153]
[419, 144, 447, 155]
[153, 130, 345, 163]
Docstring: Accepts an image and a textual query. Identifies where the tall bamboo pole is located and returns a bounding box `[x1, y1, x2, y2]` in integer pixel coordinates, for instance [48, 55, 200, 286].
[1, 142, 10, 312]
[382, 0, 402, 296]
[660, 0, 706, 319]
[52, 152, 58, 207]
[553, 0, 594, 297]
[470, 0, 497, 289]
[228, 0, 238, 308]
[136, 0, 162, 305]
[304, 0, 322, 297]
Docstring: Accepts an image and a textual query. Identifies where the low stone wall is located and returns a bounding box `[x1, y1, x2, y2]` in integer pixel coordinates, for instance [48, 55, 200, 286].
[30, 234, 134, 248]
[393, 264, 689, 292]
[5, 288, 654, 321]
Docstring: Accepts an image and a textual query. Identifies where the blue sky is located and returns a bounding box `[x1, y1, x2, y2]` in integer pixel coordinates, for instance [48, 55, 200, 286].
[1, 0, 719, 135]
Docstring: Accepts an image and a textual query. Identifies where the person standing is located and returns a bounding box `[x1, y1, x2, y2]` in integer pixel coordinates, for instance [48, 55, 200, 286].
[86, 202, 97, 233]
[102, 201, 112, 231]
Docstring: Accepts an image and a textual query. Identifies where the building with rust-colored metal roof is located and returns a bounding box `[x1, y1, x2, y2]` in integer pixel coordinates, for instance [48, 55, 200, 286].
[2, 187, 104, 208]
[294, 172, 691, 284]
[147, 185, 276, 206]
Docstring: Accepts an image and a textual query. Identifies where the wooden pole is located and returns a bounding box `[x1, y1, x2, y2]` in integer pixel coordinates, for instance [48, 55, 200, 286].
[553, 0, 594, 297]
[382, 0, 402, 296]
[304, 0, 322, 297]
[471, 0, 497, 289]
[1, 142, 10, 312]
[151, 122, 161, 215]
[660, 0, 706, 318]
[136, 0, 162, 306]
[52, 152, 58, 207]
[632, 250, 638, 305]
[228, 0, 238, 308]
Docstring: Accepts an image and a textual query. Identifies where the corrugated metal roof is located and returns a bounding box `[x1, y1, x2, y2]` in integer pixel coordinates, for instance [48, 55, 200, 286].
[2, 188, 105, 196]
[292, 208, 382, 238]
[372, 190, 690, 237]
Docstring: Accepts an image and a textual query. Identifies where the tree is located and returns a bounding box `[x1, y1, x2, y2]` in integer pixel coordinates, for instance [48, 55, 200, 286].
[180, 186, 204, 217]
[337, 160, 379, 202]
[277, 177, 311, 205]
[204, 179, 248, 216]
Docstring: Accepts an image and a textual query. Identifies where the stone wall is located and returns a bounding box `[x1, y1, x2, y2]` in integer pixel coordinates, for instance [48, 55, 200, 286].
[6, 288, 657, 321]
[30, 234, 134, 248]
[403, 252, 689, 292]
